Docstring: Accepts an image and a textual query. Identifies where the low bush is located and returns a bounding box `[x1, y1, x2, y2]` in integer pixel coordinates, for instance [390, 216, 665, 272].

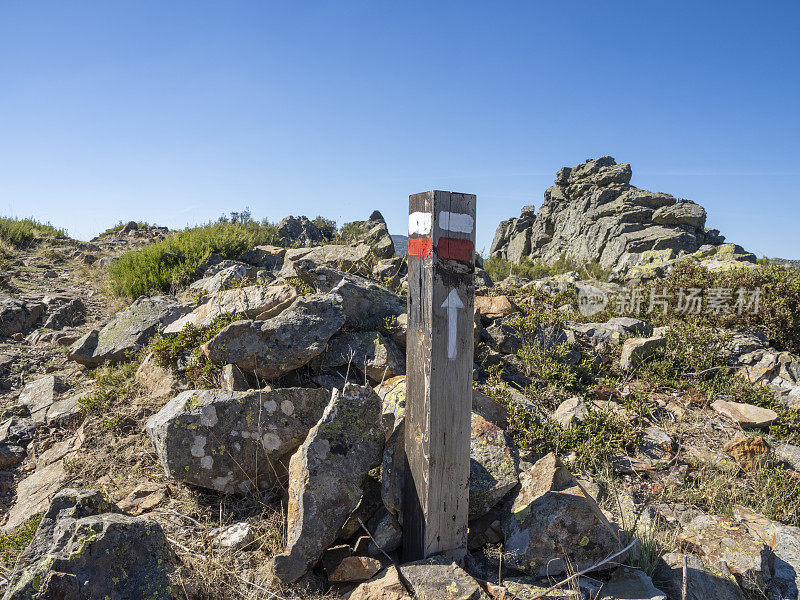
[0, 217, 65, 248]
[108, 213, 280, 299]
[483, 254, 610, 283]
[640, 260, 800, 353]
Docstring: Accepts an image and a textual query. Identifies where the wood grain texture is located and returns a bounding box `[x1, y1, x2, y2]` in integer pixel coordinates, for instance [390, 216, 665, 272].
[403, 190, 476, 561]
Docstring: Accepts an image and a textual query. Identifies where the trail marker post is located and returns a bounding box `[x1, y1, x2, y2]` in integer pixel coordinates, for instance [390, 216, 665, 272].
[403, 191, 476, 561]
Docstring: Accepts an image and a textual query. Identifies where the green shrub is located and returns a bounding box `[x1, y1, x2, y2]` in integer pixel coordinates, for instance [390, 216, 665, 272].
[477, 379, 642, 470]
[0, 217, 65, 248]
[640, 260, 800, 353]
[335, 221, 369, 244]
[312, 216, 337, 240]
[108, 215, 281, 299]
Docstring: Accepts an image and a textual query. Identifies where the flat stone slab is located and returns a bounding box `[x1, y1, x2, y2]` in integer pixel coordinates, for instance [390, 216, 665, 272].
[711, 399, 778, 428]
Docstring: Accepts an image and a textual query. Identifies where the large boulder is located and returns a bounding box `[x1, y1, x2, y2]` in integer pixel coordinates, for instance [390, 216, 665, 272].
[19, 375, 81, 425]
[202, 290, 345, 379]
[270, 384, 384, 584]
[41, 298, 86, 331]
[656, 552, 745, 600]
[146, 387, 331, 493]
[3, 489, 174, 600]
[340, 213, 396, 260]
[164, 284, 297, 333]
[0, 293, 44, 337]
[501, 453, 621, 577]
[284, 244, 376, 277]
[68, 296, 191, 366]
[490, 157, 749, 275]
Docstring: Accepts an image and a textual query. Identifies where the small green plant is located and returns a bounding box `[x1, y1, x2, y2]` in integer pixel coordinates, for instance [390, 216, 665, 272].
[285, 277, 314, 295]
[0, 515, 42, 569]
[0, 217, 65, 248]
[311, 216, 337, 240]
[482, 254, 610, 283]
[149, 312, 243, 387]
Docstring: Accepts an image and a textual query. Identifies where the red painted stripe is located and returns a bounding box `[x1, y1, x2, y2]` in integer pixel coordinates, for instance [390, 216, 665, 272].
[408, 237, 433, 257]
[438, 237, 474, 261]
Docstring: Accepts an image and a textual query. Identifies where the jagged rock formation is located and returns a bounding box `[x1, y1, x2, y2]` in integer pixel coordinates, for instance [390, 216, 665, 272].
[490, 156, 754, 273]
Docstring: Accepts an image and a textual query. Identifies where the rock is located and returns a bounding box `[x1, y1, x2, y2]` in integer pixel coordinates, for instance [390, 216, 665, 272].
[210, 521, 254, 550]
[0, 293, 44, 337]
[202, 290, 345, 379]
[398, 556, 490, 600]
[366, 510, 402, 555]
[490, 157, 749, 275]
[619, 336, 666, 370]
[319, 331, 406, 382]
[733, 505, 800, 600]
[552, 397, 588, 428]
[475, 295, 519, 322]
[0, 417, 35, 447]
[146, 387, 330, 493]
[41, 298, 86, 330]
[484, 319, 567, 356]
[19, 375, 81, 425]
[775, 442, 800, 471]
[334, 277, 405, 331]
[598, 567, 666, 599]
[723, 436, 768, 470]
[656, 552, 745, 600]
[678, 513, 772, 591]
[219, 363, 251, 391]
[164, 284, 297, 333]
[0, 445, 25, 469]
[470, 413, 518, 519]
[501, 453, 621, 577]
[188, 260, 259, 294]
[637, 427, 674, 462]
[711, 399, 778, 428]
[348, 566, 411, 600]
[277, 215, 326, 246]
[3, 489, 174, 600]
[69, 296, 191, 366]
[373, 256, 407, 287]
[323, 547, 383, 583]
[270, 384, 384, 583]
[284, 244, 376, 277]
[3, 431, 85, 531]
[240, 244, 286, 270]
[339, 215, 397, 260]
[117, 482, 168, 515]
[135, 352, 182, 397]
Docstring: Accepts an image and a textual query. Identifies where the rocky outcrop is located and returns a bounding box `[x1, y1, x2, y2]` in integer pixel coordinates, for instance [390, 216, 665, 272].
[145, 387, 331, 493]
[490, 156, 755, 275]
[3, 489, 174, 600]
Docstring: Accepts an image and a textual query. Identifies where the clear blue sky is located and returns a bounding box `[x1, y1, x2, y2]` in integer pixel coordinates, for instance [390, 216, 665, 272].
[1, 1, 798, 257]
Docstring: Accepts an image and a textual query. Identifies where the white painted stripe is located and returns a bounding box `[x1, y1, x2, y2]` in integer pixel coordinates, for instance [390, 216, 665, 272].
[409, 212, 432, 235]
[439, 211, 474, 234]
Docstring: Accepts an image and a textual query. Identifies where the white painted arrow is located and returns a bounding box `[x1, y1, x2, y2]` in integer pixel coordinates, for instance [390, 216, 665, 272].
[441, 288, 465, 360]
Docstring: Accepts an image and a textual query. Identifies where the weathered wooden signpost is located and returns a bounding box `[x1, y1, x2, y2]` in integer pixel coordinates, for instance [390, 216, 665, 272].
[403, 190, 476, 561]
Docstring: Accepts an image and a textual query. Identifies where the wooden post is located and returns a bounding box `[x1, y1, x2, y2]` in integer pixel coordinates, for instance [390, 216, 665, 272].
[403, 190, 476, 561]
